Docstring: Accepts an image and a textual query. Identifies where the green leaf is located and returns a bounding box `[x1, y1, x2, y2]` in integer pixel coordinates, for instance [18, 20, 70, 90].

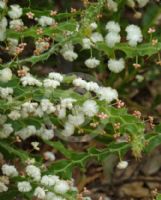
[97, 42, 161, 58]
[156, 194, 161, 200]
[0, 141, 31, 161]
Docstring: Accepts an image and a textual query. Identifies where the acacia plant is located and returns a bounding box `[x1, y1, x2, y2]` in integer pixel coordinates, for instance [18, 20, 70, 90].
[0, 0, 161, 199]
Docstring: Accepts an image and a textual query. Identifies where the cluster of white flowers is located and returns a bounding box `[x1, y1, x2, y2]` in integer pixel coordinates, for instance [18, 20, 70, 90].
[17, 181, 32, 192]
[1, 163, 74, 199]
[108, 58, 125, 73]
[82, 22, 102, 50]
[56, 97, 77, 119]
[21, 73, 42, 87]
[8, 4, 24, 30]
[125, 24, 143, 47]
[8, 99, 56, 120]
[0, 165, 10, 192]
[105, 21, 121, 48]
[61, 99, 99, 136]
[0, 162, 76, 199]
[0, 69, 119, 141]
[82, 22, 103, 69]
[14, 125, 54, 140]
[21, 71, 63, 90]
[73, 77, 118, 102]
[60, 76, 118, 137]
[61, 43, 78, 62]
[104, 20, 143, 48]
[0, 2, 152, 200]
[43, 79, 60, 89]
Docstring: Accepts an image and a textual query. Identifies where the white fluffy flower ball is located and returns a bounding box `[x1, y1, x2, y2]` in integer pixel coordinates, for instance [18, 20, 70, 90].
[0, 68, 12, 83]
[68, 113, 85, 126]
[26, 165, 41, 181]
[105, 32, 121, 48]
[82, 100, 98, 117]
[90, 32, 104, 43]
[97, 87, 118, 102]
[85, 58, 100, 68]
[108, 58, 125, 73]
[2, 164, 18, 177]
[38, 16, 55, 27]
[105, 21, 120, 33]
[54, 180, 70, 194]
[17, 181, 32, 192]
[125, 24, 143, 46]
[62, 50, 78, 62]
[34, 187, 46, 199]
[62, 122, 75, 137]
[117, 161, 128, 169]
[82, 38, 92, 49]
[8, 5, 23, 19]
